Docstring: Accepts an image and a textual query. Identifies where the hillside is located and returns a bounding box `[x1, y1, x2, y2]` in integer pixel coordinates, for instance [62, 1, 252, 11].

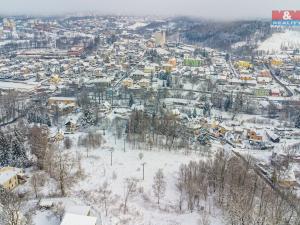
[257, 30, 300, 53]
[177, 19, 272, 51]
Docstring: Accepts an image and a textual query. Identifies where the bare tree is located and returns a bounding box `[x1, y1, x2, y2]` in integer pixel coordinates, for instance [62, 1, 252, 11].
[28, 125, 49, 169]
[52, 147, 75, 196]
[30, 172, 46, 199]
[43, 143, 56, 177]
[123, 178, 138, 213]
[99, 181, 112, 216]
[0, 187, 23, 225]
[152, 169, 166, 206]
[52, 202, 65, 221]
[64, 137, 72, 150]
[78, 131, 103, 157]
[138, 152, 144, 160]
[199, 210, 210, 225]
[176, 165, 185, 212]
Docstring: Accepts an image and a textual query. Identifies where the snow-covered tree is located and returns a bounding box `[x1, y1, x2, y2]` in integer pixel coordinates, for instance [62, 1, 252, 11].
[10, 137, 27, 167]
[224, 96, 231, 111]
[0, 187, 23, 225]
[295, 113, 300, 128]
[193, 108, 197, 118]
[99, 181, 112, 216]
[152, 169, 166, 206]
[0, 127, 28, 167]
[123, 178, 138, 213]
[129, 94, 134, 107]
[52, 147, 75, 197]
[203, 101, 211, 117]
[79, 109, 96, 127]
[28, 125, 49, 169]
[0, 131, 11, 167]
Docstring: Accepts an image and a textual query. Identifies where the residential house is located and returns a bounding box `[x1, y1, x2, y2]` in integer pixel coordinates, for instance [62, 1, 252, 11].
[65, 119, 78, 133]
[122, 78, 134, 88]
[257, 70, 272, 83]
[138, 79, 150, 88]
[49, 74, 61, 85]
[254, 87, 270, 97]
[48, 97, 77, 114]
[246, 129, 263, 142]
[278, 170, 297, 188]
[68, 46, 85, 57]
[144, 66, 155, 74]
[0, 167, 24, 190]
[131, 69, 147, 81]
[183, 58, 202, 67]
[48, 97, 77, 106]
[89, 78, 112, 88]
[271, 59, 283, 67]
[270, 89, 281, 97]
[66, 206, 92, 216]
[51, 129, 64, 143]
[39, 199, 54, 209]
[162, 63, 173, 73]
[168, 58, 177, 68]
[235, 60, 252, 70]
[60, 213, 97, 225]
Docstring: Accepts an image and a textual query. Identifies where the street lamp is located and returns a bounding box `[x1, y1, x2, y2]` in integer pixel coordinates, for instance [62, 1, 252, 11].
[141, 162, 146, 180]
[123, 134, 126, 152]
[109, 148, 114, 166]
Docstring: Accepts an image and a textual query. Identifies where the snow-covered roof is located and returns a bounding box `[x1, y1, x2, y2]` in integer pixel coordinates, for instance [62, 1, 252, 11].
[60, 213, 97, 225]
[279, 169, 296, 182]
[48, 97, 76, 101]
[103, 101, 111, 109]
[0, 167, 22, 184]
[156, 48, 170, 55]
[131, 69, 145, 76]
[66, 206, 91, 216]
[39, 199, 54, 208]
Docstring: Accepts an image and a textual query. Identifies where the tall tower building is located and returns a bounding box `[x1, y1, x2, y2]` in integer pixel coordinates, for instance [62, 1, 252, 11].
[154, 30, 166, 47]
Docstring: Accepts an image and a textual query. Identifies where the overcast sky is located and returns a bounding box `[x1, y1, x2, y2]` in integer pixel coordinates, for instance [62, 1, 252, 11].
[1, 0, 299, 20]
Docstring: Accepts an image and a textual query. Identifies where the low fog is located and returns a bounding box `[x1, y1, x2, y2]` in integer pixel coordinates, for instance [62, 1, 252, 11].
[1, 0, 299, 20]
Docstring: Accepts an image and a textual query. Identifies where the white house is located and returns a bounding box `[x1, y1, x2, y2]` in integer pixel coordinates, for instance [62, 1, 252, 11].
[60, 213, 97, 225]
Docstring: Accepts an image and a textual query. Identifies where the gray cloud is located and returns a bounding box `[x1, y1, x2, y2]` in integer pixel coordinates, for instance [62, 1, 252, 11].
[1, 0, 299, 20]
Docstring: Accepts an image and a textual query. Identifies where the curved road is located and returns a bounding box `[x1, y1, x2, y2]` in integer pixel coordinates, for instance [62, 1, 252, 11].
[265, 63, 293, 97]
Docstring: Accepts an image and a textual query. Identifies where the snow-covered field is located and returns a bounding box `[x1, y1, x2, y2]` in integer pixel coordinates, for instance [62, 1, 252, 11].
[0, 80, 39, 92]
[257, 30, 300, 53]
[128, 22, 149, 30]
[28, 132, 225, 225]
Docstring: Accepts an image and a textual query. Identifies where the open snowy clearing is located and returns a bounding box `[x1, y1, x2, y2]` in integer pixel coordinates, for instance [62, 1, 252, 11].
[0, 80, 39, 92]
[28, 132, 225, 225]
[257, 30, 300, 53]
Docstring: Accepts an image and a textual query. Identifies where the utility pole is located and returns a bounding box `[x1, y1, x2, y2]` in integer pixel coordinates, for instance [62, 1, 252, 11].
[141, 162, 146, 180]
[124, 138, 126, 152]
[123, 134, 126, 152]
[109, 149, 114, 166]
[111, 88, 114, 108]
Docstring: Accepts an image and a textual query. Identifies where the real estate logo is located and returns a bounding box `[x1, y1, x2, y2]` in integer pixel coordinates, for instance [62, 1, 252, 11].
[272, 10, 300, 26]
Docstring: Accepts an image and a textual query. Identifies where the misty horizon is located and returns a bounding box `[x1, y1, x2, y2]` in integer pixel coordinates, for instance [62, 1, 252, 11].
[1, 0, 299, 20]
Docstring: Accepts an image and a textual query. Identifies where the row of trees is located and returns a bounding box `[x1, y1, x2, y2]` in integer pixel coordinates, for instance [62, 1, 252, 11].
[26, 105, 51, 126]
[210, 91, 257, 115]
[126, 110, 190, 151]
[28, 125, 77, 197]
[175, 151, 300, 225]
[0, 90, 26, 125]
